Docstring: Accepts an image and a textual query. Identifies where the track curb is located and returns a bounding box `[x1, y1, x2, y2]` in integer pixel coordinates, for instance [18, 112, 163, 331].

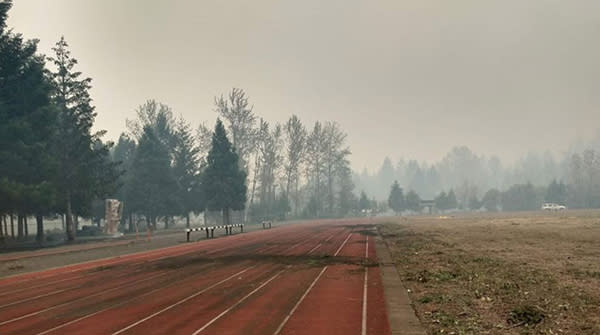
[374, 229, 426, 335]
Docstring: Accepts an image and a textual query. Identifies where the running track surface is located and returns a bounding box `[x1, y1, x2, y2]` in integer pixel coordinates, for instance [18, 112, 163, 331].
[0, 219, 391, 335]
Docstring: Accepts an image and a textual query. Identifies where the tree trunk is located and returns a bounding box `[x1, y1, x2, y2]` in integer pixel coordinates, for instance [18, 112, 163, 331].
[186, 213, 190, 228]
[24, 215, 29, 237]
[164, 216, 168, 230]
[36, 214, 44, 243]
[73, 214, 79, 234]
[10, 214, 14, 238]
[17, 214, 23, 239]
[66, 191, 75, 241]
[128, 213, 133, 233]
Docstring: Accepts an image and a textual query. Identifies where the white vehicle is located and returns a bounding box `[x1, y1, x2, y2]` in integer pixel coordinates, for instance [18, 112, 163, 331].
[542, 203, 566, 211]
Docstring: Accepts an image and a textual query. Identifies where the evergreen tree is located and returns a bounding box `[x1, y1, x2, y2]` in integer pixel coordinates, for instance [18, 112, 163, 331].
[482, 189, 501, 211]
[201, 119, 247, 225]
[111, 133, 136, 230]
[127, 126, 179, 229]
[435, 191, 448, 210]
[47, 36, 116, 240]
[172, 117, 204, 227]
[387, 181, 405, 215]
[405, 190, 421, 212]
[447, 189, 458, 209]
[0, 0, 57, 241]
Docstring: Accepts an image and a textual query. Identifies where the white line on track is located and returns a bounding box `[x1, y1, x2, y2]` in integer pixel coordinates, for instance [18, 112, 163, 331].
[17, 229, 321, 332]
[307, 243, 321, 254]
[0, 274, 85, 297]
[111, 267, 252, 335]
[191, 269, 285, 335]
[361, 236, 369, 335]
[272, 266, 327, 335]
[272, 232, 353, 335]
[334, 233, 352, 257]
[0, 271, 168, 326]
[0, 288, 68, 309]
[34, 266, 248, 335]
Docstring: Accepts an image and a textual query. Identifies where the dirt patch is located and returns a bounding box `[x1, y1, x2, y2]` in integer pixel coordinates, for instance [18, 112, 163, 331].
[150, 253, 378, 270]
[378, 212, 600, 335]
[355, 229, 377, 236]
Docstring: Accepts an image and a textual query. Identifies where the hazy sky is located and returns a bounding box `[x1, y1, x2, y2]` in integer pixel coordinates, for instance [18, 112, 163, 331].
[7, 0, 600, 171]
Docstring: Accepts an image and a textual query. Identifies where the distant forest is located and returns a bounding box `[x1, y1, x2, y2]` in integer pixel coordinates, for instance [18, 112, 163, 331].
[355, 138, 600, 211]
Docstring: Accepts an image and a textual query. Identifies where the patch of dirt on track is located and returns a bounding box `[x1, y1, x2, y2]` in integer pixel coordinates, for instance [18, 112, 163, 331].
[150, 253, 378, 270]
[378, 211, 600, 335]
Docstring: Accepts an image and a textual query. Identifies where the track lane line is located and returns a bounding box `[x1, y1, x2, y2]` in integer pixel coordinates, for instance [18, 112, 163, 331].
[111, 267, 253, 335]
[191, 269, 286, 335]
[17, 227, 328, 333]
[272, 231, 353, 335]
[361, 235, 369, 335]
[0, 288, 68, 309]
[0, 270, 168, 326]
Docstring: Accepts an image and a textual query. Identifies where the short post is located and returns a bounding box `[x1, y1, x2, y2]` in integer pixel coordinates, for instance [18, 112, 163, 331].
[186, 230, 190, 242]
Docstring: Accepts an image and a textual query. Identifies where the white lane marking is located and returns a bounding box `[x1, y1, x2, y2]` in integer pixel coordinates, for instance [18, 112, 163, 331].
[35, 266, 248, 335]
[27, 231, 315, 332]
[272, 231, 353, 335]
[307, 244, 321, 254]
[0, 274, 85, 297]
[334, 233, 352, 257]
[0, 288, 68, 309]
[191, 269, 285, 335]
[0, 271, 168, 326]
[272, 266, 328, 335]
[111, 267, 252, 335]
[36, 232, 314, 335]
[361, 236, 369, 335]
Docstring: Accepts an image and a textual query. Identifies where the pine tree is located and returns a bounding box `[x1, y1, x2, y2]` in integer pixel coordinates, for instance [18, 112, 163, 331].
[172, 117, 203, 227]
[388, 181, 405, 215]
[128, 126, 179, 229]
[0, 0, 57, 241]
[405, 190, 421, 212]
[201, 119, 247, 225]
[47, 36, 116, 240]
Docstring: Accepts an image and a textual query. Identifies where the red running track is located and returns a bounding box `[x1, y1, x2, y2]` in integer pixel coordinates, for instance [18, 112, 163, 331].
[0, 220, 391, 335]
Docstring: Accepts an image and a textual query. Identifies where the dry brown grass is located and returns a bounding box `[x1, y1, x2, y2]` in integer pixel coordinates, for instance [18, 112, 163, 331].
[378, 210, 600, 335]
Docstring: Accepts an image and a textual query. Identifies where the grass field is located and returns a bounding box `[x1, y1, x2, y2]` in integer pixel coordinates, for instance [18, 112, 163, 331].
[378, 211, 600, 335]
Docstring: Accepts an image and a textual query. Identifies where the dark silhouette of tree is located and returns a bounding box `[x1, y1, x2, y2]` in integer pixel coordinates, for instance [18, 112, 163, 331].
[201, 119, 247, 225]
[405, 190, 421, 212]
[0, 0, 57, 242]
[172, 117, 204, 227]
[388, 181, 405, 215]
[127, 126, 179, 230]
[47, 36, 116, 240]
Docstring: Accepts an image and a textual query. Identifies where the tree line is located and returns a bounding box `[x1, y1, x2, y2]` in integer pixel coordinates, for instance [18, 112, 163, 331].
[113, 88, 357, 232]
[0, 1, 358, 243]
[359, 144, 600, 212]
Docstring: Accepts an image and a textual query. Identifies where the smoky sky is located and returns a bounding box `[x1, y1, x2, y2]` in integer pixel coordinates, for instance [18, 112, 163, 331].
[7, 0, 600, 171]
